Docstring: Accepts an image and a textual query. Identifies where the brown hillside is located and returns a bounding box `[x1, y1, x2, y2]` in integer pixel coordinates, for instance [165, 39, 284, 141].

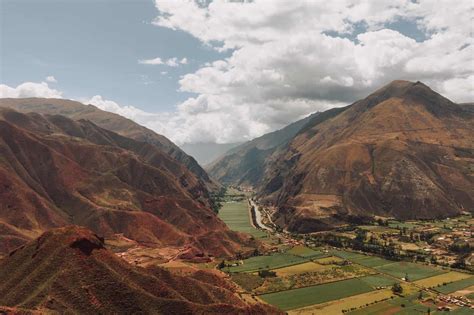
[0, 98, 215, 189]
[259, 81, 474, 232]
[0, 226, 278, 314]
[0, 108, 257, 257]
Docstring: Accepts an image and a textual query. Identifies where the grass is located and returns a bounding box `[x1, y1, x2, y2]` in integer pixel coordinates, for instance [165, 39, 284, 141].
[223, 253, 308, 273]
[375, 261, 445, 281]
[348, 294, 420, 315]
[360, 275, 399, 288]
[414, 271, 472, 288]
[329, 250, 393, 267]
[286, 246, 327, 258]
[450, 307, 474, 315]
[259, 276, 375, 310]
[273, 262, 330, 276]
[218, 200, 267, 238]
[289, 289, 393, 315]
[435, 276, 474, 294]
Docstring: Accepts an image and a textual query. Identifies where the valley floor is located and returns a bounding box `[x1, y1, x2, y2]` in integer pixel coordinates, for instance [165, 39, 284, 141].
[216, 188, 474, 314]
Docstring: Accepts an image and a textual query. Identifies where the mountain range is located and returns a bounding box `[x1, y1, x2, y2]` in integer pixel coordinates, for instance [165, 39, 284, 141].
[210, 81, 474, 232]
[0, 106, 258, 257]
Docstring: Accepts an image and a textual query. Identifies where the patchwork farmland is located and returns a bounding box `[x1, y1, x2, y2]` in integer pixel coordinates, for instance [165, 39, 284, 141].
[224, 247, 473, 313]
[217, 190, 474, 314]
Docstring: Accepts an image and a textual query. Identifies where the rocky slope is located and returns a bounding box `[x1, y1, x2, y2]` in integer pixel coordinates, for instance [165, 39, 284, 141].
[0, 98, 215, 189]
[0, 226, 277, 314]
[0, 108, 257, 256]
[207, 112, 320, 187]
[258, 81, 473, 232]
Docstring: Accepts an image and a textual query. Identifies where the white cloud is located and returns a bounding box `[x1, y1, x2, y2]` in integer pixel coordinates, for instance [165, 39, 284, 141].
[0, 81, 62, 98]
[138, 57, 164, 65]
[147, 0, 474, 143]
[138, 56, 188, 67]
[45, 76, 57, 83]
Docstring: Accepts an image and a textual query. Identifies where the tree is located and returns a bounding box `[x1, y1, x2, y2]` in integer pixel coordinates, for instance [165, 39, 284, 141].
[217, 260, 226, 269]
[392, 283, 403, 294]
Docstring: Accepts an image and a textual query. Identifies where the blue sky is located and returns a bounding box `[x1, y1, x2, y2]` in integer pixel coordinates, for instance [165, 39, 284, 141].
[1, 0, 227, 112]
[1, 1, 472, 145]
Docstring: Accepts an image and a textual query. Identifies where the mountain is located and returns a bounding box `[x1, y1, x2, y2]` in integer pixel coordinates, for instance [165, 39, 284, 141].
[258, 80, 474, 232]
[0, 108, 257, 257]
[181, 142, 242, 166]
[0, 98, 215, 189]
[207, 112, 320, 187]
[0, 226, 278, 314]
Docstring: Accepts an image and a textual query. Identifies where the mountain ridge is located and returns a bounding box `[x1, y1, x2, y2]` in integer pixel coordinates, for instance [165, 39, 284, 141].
[258, 80, 473, 232]
[0, 108, 258, 257]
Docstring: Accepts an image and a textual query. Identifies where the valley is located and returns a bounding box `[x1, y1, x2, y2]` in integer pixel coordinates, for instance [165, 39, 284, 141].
[216, 187, 473, 314]
[0, 81, 472, 314]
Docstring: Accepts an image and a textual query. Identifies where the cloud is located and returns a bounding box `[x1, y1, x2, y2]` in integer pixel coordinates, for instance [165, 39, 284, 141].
[45, 76, 57, 83]
[138, 57, 164, 65]
[148, 0, 474, 143]
[0, 81, 62, 98]
[138, 56, 188, 67]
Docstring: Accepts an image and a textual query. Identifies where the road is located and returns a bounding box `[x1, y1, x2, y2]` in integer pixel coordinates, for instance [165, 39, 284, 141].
[249, 199, 273, 232]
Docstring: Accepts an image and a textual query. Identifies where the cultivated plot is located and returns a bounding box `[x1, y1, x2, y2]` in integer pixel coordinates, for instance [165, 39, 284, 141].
[224, 253, 308, 273]
[218, 201, 267, 238]
[375, 261, 445, 281]
[435, 276, 474, 294]
[259, 276, 375, 310]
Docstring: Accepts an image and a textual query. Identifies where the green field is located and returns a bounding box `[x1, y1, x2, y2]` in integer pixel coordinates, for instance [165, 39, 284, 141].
[330, 250, 393, 267]
[435, 276, 474, 294]
[224, 253, 308, 273]
[375, 261, 445, 281]
[349, 294, 423, 315]
[360, 275, 399, 288]
[286, 246, 327, 258]
[259, 277, 375, 310]
[218, 201, 267, 238]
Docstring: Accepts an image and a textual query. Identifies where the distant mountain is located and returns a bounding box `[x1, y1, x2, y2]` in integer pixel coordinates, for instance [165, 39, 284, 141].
[258, 81, 474, 232]
[207, 111, 321, 187]
[0, 226, 278, 314]
[181, 142, 242, 166]
[0, 108, 257, 257]
[0, 98, 216, 190]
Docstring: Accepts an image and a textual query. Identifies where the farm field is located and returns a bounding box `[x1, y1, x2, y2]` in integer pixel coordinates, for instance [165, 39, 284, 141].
[289, 289, 393, 315]
[273, 261, 330, 276]
[435, 276, 474, 294]
[224, 253, 308, 273]
[259, 276, 375, 310]
[330, 250, 394, 267]
[375, 261, 446, 281]
[314, 256, 344, 264]
[415, 271, 472, 288]
[286, 246, 327, 258]
[218, 200, 267, 238]
[360, 275, 399, 288]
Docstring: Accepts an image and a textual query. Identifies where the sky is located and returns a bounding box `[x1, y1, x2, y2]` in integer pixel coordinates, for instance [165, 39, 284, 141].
[1, 0, 473, 145]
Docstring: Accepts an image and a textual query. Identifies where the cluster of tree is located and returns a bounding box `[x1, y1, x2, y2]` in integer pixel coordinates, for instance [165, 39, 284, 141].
[257, 269, 276, 278]
[449, 241, 472, 254]
[391, 283, 403, 294]
[209, 186, 227, 213]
